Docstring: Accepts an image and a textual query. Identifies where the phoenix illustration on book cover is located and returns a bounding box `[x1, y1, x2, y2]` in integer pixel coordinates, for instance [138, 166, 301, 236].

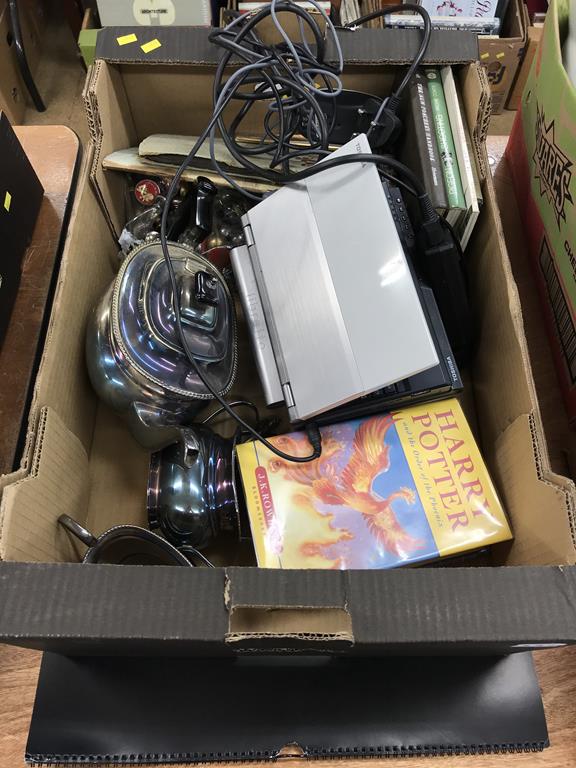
[236, 401, 512, 569]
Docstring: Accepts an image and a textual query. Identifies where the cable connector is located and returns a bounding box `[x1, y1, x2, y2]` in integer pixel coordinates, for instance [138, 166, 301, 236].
[367, 108, 402, 149]
[419, 215, 447, 248]
[305, 422, 323, 459]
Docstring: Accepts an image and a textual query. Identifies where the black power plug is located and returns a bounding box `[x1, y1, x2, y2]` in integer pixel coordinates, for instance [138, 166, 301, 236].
[368, 108, 403, 149]
[416, 211, 474, 366]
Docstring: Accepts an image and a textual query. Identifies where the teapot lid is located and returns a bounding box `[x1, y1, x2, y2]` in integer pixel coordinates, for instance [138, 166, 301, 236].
[112, 241, 236, 398]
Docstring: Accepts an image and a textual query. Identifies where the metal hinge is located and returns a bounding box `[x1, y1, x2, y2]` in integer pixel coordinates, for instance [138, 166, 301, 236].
[282, 382, 295, 409]
[243, 222, 255, 248]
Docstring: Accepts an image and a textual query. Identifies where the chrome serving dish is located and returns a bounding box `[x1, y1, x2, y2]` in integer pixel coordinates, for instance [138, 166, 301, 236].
[86, 241, 237, 449]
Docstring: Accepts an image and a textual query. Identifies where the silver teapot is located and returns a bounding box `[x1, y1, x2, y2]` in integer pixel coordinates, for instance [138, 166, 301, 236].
[86, 240, 237, 449]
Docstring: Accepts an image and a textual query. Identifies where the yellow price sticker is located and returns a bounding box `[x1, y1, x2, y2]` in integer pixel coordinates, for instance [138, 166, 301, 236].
[4, 191, 11, 212]
[117, 33, 137, 46]
[141, 39, 162, 54]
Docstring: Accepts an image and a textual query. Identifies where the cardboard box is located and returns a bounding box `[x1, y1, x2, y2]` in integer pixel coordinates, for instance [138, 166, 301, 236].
[0, 0, 43, 124]
[1, 26, 576, 655]
[479, 0, 527, 114]
[506, 9, 543, 110]
[507, 0, 576, 428]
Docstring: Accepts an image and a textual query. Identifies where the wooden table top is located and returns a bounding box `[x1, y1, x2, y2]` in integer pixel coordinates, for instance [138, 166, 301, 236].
[0, 125, 80, 476]
[1, 644, 575, 766]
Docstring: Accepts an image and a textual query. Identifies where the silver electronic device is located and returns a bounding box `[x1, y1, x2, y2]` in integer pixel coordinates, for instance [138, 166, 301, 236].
[231, 134, 439, 423]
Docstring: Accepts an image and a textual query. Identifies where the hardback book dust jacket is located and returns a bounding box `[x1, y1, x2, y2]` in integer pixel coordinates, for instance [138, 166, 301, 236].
[236, 400, 512, 569]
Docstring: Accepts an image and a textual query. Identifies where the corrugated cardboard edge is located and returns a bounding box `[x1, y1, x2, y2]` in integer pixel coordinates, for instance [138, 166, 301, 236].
[2, 563, 576, 652]
[84, 61, 116, 235]
[0, 407, 89, 563]
[0, 147, 100, 511]
[84, 60, 136, 239]
[224, 568, 354, 648]
[494, 413, 576, 565]
[94, 25, 479, 66]
[0, 562, 230, 651]
[24, 146, 110, 449]
[0, 143, 118, 536]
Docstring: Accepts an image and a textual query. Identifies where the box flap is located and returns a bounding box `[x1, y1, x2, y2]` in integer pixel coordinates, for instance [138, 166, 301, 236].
[96, 26, 222, 65]
[24, 148, 116, 455]
[467, 175, 535, 452]
[85, 61, 137, 237]
[0, 563, 229, 653]
[95, 25, 478, 66]
[327, 27, 478, 65]
[1, 564, 576, 654]
[0, 407, 89, 563]
[493, 413, 576, 566]
[346, 567, 576, 649]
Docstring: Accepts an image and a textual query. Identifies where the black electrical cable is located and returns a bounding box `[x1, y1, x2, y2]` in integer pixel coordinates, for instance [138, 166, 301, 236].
[344, 3, 432, 111]
[202, 400, 260, 427]
[208, 0, 342, 181]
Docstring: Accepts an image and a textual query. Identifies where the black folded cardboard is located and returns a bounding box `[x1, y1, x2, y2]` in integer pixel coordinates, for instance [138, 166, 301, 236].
[26, 653, 548, 762]
[0, 27, 575, 656]
[0, 564, 574, 655]
[95, 24, 480, 67]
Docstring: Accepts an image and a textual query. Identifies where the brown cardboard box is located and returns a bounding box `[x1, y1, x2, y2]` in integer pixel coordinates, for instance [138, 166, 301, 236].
[506, 9, 543, 110]
[0, 27, 576, 655]
[479, 0, 527, 114]
[0, 0, 44, 124]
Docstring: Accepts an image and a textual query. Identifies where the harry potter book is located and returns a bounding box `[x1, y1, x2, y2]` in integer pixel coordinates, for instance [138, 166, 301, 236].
[236, 400, 512, 569]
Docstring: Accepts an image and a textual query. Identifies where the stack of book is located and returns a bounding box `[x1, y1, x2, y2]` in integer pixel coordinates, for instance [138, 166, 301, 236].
[400, 67, 482, 251]
[417, 0, 509, 34]
[352, 0, 506, 33]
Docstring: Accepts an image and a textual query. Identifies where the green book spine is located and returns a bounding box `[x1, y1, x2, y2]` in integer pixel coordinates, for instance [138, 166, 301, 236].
[425, 69, 466, 210]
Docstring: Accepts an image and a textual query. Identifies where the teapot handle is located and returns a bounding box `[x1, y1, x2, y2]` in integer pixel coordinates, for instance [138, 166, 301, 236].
[58, 514, 98, 548]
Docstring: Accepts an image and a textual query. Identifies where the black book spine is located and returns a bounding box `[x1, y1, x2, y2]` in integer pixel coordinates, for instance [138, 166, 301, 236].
[404, 72, 449, 211]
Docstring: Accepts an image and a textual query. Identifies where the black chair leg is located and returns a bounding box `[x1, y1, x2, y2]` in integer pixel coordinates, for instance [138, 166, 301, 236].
[8, 0, 46, 113]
